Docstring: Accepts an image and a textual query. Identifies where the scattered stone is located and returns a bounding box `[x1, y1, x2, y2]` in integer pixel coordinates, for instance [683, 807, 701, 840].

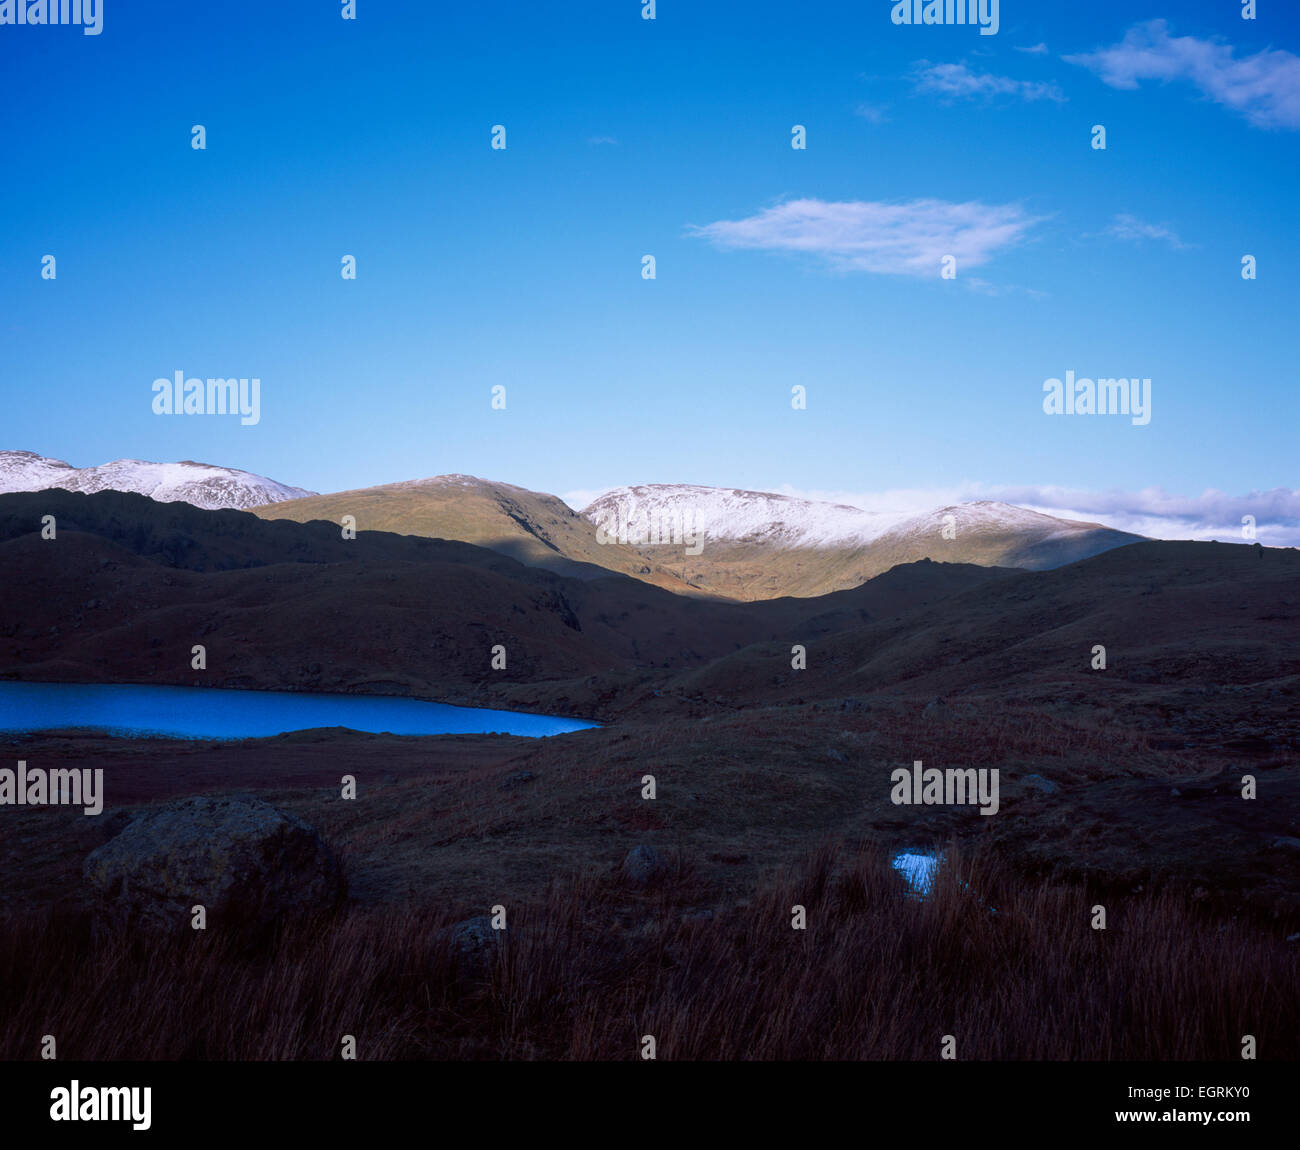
[1270, 836, 1300, 852]
[922, 697, 948, 718]
[1170, 766, 1239, 799]
[1023, 774, 1059, 795]
[442, 915, 509, 977]
[83, 796, 343, 932]
[622, 844, 667, 886]
[499, 770, 536, 791]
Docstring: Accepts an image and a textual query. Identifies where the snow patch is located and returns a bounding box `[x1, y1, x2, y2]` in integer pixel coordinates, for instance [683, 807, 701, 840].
[581, 485, 1109, 549]
[0, 451, 315, 511]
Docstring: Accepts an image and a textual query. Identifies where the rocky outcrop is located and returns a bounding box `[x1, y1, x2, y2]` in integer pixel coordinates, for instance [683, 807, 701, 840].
[83, 796, 343, 931]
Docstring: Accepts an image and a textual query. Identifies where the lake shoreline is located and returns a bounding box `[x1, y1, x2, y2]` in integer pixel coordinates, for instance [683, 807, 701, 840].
[0, 680, 601, 740]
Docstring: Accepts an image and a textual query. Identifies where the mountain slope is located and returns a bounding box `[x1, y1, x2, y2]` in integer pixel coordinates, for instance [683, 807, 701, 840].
[260, 477, 1145, 601]
[581, 486, 1145, 599]
[0, 451, 313, 511]
[0, 489, 1012, 714]
[250, 475, 704, 592]
[13, 455, 1145, 600]
[651, 538, 1300, 749]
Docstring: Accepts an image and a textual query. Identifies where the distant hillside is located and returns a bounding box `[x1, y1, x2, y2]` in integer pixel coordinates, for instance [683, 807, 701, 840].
[0, 489, 1013, 713]
[1, 491, 1294, 751]
[250, 474, 705, 593]
[7, 452, 1146, 601]
[580, 485, 1143, 599]
[257, 475, 1144, 601]
[648, 538, 1300, 753]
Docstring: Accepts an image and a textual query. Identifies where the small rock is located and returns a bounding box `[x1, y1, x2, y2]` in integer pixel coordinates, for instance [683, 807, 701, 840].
[622, 844, 667, 886]
[922, 697, 949, 720]
[1271, 836, 1300, 851]
[442, 915, 509, 976]
[1023, 774, 1059, 795]
[499, 770, 536, 791]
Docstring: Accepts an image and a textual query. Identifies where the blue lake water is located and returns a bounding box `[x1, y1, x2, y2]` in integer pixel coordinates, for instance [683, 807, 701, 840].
[891, 850, 943, 897]
[890, 849, 993, 912]
[0, 681, 599, 740]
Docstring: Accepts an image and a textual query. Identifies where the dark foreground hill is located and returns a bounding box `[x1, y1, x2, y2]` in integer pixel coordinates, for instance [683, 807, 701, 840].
[2, 489, 1298, 931]
[0, 490, 1013, 712]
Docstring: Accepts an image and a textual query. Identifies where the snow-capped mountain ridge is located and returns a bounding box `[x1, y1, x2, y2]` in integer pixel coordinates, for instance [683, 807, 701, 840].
[0, 451, 314, 511]
[1, 457, 1145, 596]
[580, 484, 1118, 549]
[582, 483, 907, 547]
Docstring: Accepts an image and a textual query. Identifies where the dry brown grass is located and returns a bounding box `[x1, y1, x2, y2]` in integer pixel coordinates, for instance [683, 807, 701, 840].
[1, 842, 1294, 1061]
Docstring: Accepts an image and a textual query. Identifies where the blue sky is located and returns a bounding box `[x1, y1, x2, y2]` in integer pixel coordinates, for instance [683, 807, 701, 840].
[1, 1, 1297, 540]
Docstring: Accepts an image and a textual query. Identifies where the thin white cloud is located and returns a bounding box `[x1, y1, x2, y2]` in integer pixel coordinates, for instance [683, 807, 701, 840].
[854, 103, 890, 124]
[688, 197, 1043, 277]
[1065, 19, 1300, 129]
[1103, 212, 1189, 249]
[1015, 43, 1049, 55]
[586, 135, 619, 146]
[912, 61, 1066, 103]
[562, 487, 614, 511]
[965, 276, 1049, 298]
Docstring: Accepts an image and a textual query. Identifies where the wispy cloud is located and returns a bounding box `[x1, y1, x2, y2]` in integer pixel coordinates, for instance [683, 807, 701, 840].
[911, 61, 1066, 103]
[688, 197, 1043, 277]
[853, 103, 890, 124]
[586, 135, 618, 146]
[966, 276, 1048, 299]
[1102, 212, 1189, 249]
[1015, 43, 1049, 55]
[1065, 19, 1300, 129]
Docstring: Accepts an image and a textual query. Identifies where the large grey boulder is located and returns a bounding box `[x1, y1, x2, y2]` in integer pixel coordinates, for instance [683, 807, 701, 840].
[83, 796, 343, 931]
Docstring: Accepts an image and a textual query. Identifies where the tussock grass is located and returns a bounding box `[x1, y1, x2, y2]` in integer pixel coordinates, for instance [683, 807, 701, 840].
[1, 842, 1294, 1061]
